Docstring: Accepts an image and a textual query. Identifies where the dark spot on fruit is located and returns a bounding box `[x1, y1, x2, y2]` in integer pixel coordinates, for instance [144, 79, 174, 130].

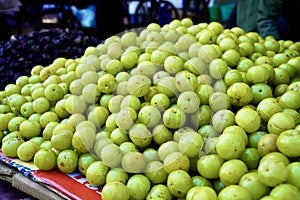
[245, 177, 252, 182]
[265, 167, 269, 172]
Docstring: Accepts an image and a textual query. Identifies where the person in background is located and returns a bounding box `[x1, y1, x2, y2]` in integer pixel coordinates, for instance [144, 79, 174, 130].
[227, 0, 300, 41]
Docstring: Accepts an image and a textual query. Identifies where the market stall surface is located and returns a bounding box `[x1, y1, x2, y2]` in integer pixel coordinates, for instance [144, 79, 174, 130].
[0, 179, 36, 200]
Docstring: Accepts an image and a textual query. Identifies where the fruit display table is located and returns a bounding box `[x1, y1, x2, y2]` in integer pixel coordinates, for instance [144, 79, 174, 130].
[0, 150, 102, 200]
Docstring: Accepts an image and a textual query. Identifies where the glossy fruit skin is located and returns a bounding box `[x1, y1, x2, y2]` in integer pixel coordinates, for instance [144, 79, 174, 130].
[192, 105, 213, 129]
[246, 65, 269, 84]
[227, 82, 254, 107]
[235, 107, 261, 133]
[138, 105, 161, 128]
[251, 83, 273, 105]
[129, 123, 152, 148]
[146, 184, 172, 200]
[178, 131, 203, 158]
[218, 185, 252, 200]
[101, 181, 130, 200]
[269, 183, 300, 200]
[257, 134, 279, 157]
[212, 109, 236, 133]
[286, 162, 300, 189]
[239, 171, 270, 200]
[44, 83, 64, 102]
[276, 129, 300, 157]
[33, 148, 57, 171]
[267, 112, 295, 135]
[219, 159, 248, 186]
[162, 106, 186, 129]
[56, 149, 79, 174]
[177, 91, 200, 114]
[17, 140, 40, 162]
[167, 170, 193, 198]
[127, 174, 151, 200]
[78, 153, 97, 176]
[209, 92, 231, 112]
[86, 161, 109, 187]
[144, 160, 167, 184]
[197, 154, 224, 179]
[240, 147, 261, 169]
[192, 175, 213, 187]
[2, 137, 25, 158]
[19, 120, 42, 139]
[257, 157, 288, 187]
[175, 70, 198, 92]
[115, 107, 137, 131]
[216, 129, 246, 160]
[121, 152, 146, 174]
[257, 97, 282, 122]
[186, 186, 218, 200]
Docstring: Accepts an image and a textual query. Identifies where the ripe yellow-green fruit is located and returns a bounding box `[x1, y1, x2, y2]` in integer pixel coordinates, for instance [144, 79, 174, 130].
[235, 107, 261, 133]
[227, 82, 253, 107]
[2, 18, 300, 200]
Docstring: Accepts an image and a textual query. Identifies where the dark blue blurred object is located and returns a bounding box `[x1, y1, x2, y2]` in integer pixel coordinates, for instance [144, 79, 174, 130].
[158, 3, 173, 26]
[0, 178, 36, 199]
[0, 28, 100, 90]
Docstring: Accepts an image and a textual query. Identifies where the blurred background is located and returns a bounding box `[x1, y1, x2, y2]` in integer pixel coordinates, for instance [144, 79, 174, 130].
[0, 0, 237, 42]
